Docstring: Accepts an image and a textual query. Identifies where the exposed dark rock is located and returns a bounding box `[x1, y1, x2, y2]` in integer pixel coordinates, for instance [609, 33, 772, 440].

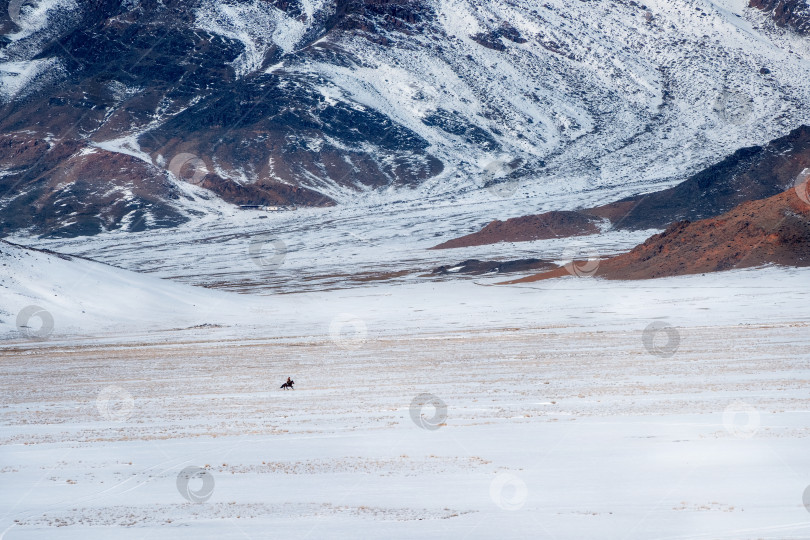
[471, 23, 528, 51]
[433, 258, 554, 275]
[750, 0, 810, 35]
[588, 124, 810, 229]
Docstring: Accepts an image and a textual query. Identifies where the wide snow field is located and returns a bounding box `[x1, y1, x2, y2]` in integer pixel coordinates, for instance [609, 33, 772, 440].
[2, 265, 810, 539]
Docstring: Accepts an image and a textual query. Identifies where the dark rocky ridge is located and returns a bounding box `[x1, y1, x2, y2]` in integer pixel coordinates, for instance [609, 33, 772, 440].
[750, 0, 810, 34]
[0, 0, 444, 237]
[432, 258, 554, 275]
[432, 211, 602, 249]
[589, 124, 810, 229]
[434, 125, 810, 248]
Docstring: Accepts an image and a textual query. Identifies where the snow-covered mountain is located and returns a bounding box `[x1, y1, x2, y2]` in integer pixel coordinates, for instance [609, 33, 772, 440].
[2, 0, 810, 238]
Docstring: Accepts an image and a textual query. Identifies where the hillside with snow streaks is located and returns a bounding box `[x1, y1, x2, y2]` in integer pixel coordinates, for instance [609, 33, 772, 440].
[1, 0, 810, 237]
[194, 0, 331, 76]
[289, 0, 810, 186]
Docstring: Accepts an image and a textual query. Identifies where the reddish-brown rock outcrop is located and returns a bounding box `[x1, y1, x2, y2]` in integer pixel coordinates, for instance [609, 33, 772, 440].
[503, 184, 810, 282]
[431, 211, 603, 249]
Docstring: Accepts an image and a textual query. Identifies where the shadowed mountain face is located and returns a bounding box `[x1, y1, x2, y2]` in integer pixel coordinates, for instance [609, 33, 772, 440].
[589, 125, 810, 230]
[0, 0, 443, 236]
[433, 125, 810, 248]
[2, 0, 810, 238]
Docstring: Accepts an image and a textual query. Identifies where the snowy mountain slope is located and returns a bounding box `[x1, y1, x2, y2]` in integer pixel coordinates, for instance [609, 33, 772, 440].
[0, 239, 262, 338]
[1, 0, 810, 238]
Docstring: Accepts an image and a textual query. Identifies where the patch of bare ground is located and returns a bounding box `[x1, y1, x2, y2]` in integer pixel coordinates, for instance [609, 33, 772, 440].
[199, 270, 417, 294]
[12, 502, 468, 527]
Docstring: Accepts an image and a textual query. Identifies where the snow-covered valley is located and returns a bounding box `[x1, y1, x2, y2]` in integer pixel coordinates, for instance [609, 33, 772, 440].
[2, 0, 810, 537]
[2, 276, 810, 538]
[2, 234, 810, 537]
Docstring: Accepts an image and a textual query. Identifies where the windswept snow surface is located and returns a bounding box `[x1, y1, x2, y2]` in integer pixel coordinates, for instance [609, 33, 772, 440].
[1, 241, 810, 538]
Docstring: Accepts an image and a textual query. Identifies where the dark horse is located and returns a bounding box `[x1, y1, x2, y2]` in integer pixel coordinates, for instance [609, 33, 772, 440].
[280, 377, 294, 390]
